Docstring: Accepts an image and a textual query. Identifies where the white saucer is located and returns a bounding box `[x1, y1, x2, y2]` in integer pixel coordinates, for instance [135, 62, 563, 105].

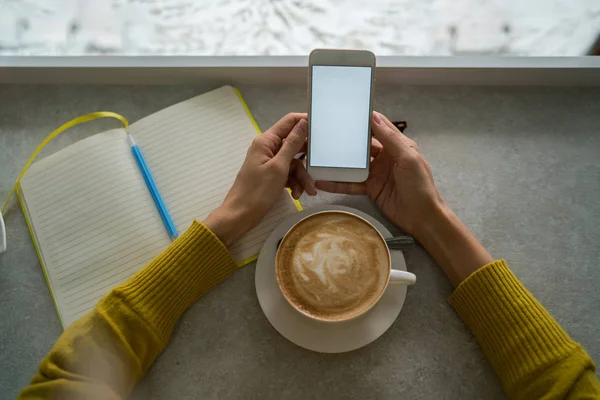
[255, 205, 409, 353]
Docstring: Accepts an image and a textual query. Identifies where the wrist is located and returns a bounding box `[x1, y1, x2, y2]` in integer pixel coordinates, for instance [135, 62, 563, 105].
[203, 206, 245, 247]
[414, 202, 493, 287]
[412, 200, 451, 243]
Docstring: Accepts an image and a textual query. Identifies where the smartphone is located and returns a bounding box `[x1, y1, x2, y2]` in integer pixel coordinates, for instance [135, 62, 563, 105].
[307, 49, 376, 183]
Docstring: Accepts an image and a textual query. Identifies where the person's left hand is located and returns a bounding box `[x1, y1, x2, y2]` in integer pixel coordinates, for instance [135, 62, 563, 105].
[204, 113, 316, 246]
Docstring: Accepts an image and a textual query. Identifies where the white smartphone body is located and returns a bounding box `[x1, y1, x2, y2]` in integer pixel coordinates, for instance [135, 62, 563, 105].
[307, 49, 376, 183]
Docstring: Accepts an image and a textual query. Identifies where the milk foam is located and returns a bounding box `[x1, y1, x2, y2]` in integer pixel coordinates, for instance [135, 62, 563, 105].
[277, 213, 389, 321]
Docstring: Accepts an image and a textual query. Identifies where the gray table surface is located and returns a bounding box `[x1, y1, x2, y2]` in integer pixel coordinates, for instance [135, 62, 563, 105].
[1, 84, 599, 400]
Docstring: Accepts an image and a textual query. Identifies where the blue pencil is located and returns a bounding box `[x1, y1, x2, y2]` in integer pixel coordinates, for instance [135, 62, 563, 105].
[127, 133, 179, 239]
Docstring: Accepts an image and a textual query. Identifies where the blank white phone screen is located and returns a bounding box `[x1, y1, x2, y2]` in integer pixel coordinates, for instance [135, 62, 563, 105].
[310, 65, 372, 168]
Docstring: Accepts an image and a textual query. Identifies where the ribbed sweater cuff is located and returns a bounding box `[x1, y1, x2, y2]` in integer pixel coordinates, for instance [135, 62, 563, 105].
[449, 260, 578, 393]
[116, 221, 237, 341]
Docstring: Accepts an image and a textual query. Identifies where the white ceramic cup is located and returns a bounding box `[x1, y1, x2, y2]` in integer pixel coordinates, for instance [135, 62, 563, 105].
[275, 210, 416, 322]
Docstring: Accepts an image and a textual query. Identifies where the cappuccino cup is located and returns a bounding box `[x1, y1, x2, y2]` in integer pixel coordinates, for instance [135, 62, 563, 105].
[275, 210, 416, 323]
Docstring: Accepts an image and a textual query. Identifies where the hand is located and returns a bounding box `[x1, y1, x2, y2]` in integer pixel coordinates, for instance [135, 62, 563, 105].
[317, 111, 492, 285]
[205, 113, 316, 246]
[316, 111, 443, 237]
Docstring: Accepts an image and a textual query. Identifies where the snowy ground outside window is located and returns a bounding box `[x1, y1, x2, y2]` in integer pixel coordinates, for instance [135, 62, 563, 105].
[1, 0, 599, 56]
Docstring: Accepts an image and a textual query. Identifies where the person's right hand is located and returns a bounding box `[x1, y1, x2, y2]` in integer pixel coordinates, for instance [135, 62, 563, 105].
[316, 111, 443, 237]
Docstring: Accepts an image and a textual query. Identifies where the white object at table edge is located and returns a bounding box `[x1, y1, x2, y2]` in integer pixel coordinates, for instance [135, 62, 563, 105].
[0, 212, 6, 253]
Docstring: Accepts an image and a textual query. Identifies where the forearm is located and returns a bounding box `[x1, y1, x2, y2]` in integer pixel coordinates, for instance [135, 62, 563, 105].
[20, 221, 237, 399]
[450, 260, 598, 399]
[415, 203, 492, 286]
[415, 204, 599, 398]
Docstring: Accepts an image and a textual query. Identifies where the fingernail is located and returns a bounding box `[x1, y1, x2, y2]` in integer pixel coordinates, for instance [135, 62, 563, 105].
[373, 112, 384, 125]
[296, 119, 308, 134]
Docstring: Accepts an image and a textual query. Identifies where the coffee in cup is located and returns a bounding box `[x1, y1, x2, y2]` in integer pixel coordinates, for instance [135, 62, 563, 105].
[276, 211, 392, 322]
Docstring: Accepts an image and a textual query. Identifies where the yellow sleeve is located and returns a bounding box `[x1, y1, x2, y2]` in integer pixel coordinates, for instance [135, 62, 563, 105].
[19, 221, 237, 400]
[450, 260, 600, 399]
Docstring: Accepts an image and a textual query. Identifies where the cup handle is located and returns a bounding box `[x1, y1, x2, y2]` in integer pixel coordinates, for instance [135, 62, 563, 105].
[389, 269, 416, 286]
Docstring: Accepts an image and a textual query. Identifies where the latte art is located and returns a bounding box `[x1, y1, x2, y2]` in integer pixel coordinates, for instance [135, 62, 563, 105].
[276, 213, 390, 321]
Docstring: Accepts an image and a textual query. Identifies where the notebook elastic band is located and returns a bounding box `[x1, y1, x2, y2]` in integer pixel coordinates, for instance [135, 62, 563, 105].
[1, 112, 129, 215]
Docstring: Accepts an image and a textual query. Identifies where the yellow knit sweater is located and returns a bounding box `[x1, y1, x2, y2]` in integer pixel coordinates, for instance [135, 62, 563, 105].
[19, 221, 599, 399]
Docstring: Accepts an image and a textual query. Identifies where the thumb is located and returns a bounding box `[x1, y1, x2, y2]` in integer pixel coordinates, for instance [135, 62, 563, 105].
[372, 112, 411, 159]
[276, 119, 308, 164]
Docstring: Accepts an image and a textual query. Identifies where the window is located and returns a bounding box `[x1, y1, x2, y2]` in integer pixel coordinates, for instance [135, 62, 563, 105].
[1, 0, 599, 56]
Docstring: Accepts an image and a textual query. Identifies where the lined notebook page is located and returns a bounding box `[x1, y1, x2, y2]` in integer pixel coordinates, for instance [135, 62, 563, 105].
[128, 86, 299, 264]
[20, 129, 171, 327]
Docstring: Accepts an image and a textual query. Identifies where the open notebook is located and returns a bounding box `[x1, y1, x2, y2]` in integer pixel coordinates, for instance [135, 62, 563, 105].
[18, 86, 301, 328]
